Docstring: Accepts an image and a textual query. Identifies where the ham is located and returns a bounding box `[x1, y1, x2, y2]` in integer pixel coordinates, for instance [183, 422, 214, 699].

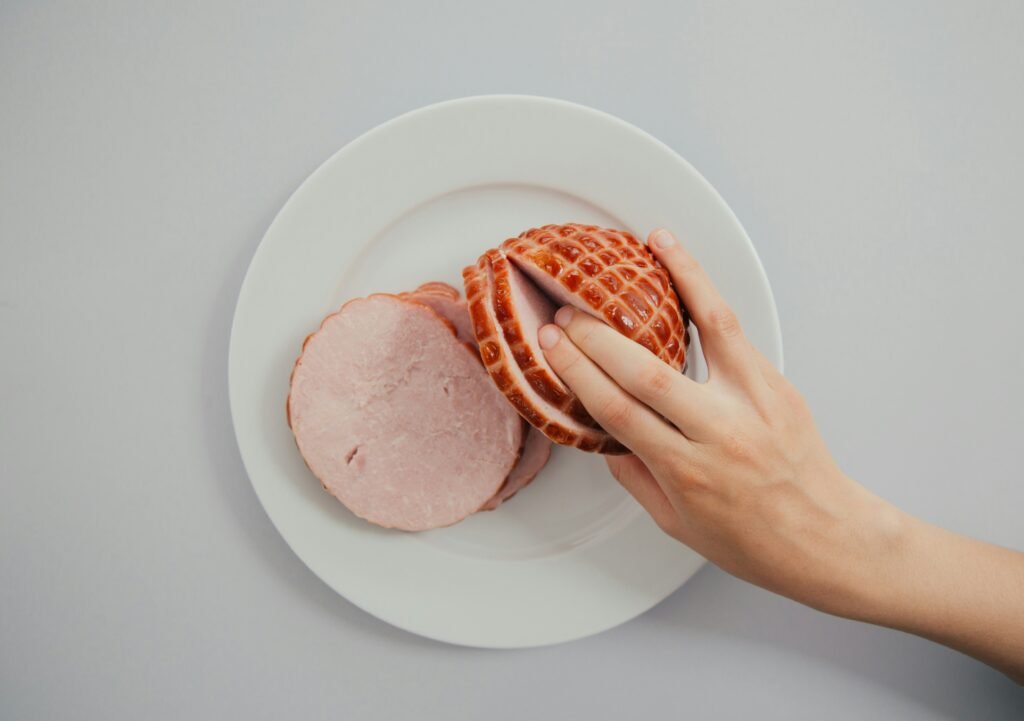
[287, 294, 524, 530]
[465, 251, 625, 454]
[503, 225, 689, 370]
[399, 282, 475, 345]
[402, 281, 554, 509]
[465, 224, 689, 453]
[479, 426, 553, 511]
[285, 222, 683, 530]
[491, 251, 600, 428]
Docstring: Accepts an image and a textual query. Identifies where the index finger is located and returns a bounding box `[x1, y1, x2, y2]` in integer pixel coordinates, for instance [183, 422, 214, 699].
[553, 306, 719, 437]
[537, 323, 682, 458]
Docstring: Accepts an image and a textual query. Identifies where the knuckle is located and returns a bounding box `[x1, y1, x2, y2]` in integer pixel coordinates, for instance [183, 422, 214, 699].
[572, 320, 601, 349]
[706, 306, 742, 338]
[596, 396, 634, 429]
[553, 346, 585, 378]
[722, 432, 753, 462]
[650, 448, 704, 491]
[637, 364, 676, 398]
[670, 251, 700, 276]
[705, 416, 735, 441]
[674, 466, 712, 496]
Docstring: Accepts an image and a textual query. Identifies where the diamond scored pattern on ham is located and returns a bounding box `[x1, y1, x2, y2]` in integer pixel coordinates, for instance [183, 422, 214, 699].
[465, 224, 689, 454]
[503, 224, 689, 370]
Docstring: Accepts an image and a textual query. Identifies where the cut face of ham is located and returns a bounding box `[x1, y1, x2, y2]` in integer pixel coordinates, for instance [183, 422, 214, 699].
[491, 252, 599, 428]
[465, 224, 689, 454]
[287, 294, 524, 530]
[465, 251, 626, 454]
[399, 281, 553, 510]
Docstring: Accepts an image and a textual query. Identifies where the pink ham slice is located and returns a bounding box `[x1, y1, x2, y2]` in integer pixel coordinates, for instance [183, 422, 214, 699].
[404, 280, 553, 509]
[491, 251, 600, 428]
[399, 283, 476, 345]
[479, 426, 553, 511]
[287, 294, 524, 530]
[465, 251, 626, 454]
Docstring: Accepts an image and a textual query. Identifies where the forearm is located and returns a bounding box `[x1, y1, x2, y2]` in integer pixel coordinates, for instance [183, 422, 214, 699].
[841, 503, 1024, 683]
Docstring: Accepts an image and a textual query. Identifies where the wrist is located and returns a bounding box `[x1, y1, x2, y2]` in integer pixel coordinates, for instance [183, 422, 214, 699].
[798, 475, 915, 624]
[842, 506, 1024, 682]
[838, 493, 918, 625]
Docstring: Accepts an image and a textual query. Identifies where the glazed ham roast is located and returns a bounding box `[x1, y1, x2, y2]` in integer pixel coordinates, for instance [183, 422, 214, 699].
[287, 224, 686, 530]
[464, 224, 688, 454]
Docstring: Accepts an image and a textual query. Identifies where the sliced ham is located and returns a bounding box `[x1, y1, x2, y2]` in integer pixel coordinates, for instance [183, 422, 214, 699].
[287, 294, 524, 530]
[479, 426, 553, 511]
[465, 224, 689, 454]
[403, 280, 553, 510]
[408, 281, 460, 299]
[491, 251, 599, 428]
[285, 223, 682, 529]
[465, 251, 625, 454]
[399, 282, 475, 345]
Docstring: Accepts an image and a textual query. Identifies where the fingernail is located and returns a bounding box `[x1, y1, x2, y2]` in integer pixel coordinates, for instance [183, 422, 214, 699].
[651, 229, 675, 250]
[538, 325, 561, 350]
[554, 306, 574, 327]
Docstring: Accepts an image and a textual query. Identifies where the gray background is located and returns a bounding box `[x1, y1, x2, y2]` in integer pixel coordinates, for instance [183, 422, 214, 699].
[2, 0, 1022, 718]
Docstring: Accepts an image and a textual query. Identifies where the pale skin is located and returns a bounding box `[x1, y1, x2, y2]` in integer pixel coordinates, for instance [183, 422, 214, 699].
[536, 229, 1024, 684]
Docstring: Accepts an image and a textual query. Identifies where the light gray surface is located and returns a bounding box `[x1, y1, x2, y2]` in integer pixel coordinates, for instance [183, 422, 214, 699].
[1, 0, 1021, 717]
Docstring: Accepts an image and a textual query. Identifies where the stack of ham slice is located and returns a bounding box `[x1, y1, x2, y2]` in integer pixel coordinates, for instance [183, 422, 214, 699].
[399, 283, 552, 511]
[464, 224, 689, 454]
[287, 283, 552, 531]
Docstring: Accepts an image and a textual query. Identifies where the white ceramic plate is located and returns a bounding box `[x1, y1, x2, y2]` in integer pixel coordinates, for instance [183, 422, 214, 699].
[229, 95, 782, 648]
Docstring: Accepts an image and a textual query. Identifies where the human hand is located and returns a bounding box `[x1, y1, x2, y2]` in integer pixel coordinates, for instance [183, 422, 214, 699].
[537, 229, 1024, 681]
[536, 228, 903, 618]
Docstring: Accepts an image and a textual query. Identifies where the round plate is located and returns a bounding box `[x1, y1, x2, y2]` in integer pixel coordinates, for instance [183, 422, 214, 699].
[229, 95, 783, 648]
